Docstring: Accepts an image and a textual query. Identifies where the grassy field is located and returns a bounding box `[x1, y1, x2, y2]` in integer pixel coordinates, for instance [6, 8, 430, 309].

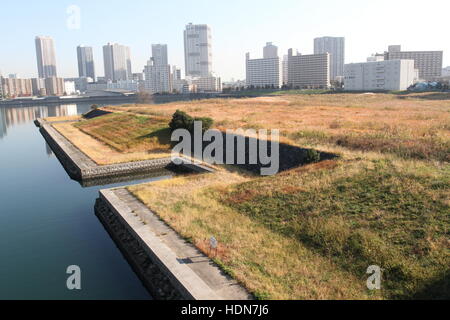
[52, 113, 172, 165]
[51, 92, 449, 299]
[105, 93, 450, 162]
[74, 113, 172, 153]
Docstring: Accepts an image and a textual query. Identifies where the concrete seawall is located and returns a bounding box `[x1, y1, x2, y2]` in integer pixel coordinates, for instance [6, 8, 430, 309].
[95, 188, 252, 300]
[36, 119, 212, 182]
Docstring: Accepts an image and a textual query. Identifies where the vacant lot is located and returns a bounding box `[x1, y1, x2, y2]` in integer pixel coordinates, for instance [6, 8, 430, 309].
[106, 93, 450, 162]
[52, 92, 449, 299]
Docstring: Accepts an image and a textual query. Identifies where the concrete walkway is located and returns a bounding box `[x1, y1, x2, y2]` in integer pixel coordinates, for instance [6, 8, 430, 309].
[101, 188, 252, 300]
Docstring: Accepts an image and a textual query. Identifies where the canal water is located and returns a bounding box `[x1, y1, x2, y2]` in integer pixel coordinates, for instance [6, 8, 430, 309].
[0, 103, 160, 300]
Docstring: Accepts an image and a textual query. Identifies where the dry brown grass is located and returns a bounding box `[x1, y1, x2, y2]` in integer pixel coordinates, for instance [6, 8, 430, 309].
[52, 121, 172, 165]
[44, 115, 81, 122]
[105, 93, 450, 161]
[74, 113, 172, 153]
[129, 168, 375, 300]
[122, 93, 449, 299]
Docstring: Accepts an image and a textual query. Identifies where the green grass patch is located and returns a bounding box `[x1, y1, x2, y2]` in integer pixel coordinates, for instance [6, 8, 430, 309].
[221, 160, 450, 299]
[74, 113, 172, 152]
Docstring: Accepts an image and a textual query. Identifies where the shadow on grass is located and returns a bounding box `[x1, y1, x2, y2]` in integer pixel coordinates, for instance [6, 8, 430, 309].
[178, 131, 338, 175]
[396, 92, 450, 100]
[410, 272, 450, 300]
[138, 127, 173, 145]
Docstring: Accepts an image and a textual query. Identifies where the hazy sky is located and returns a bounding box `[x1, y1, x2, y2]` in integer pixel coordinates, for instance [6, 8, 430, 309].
[1, 0, 449, 81]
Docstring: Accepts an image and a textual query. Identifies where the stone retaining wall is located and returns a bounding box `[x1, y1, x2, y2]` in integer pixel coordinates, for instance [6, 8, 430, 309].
[95, 197, 184, 300]
[95, 189, 251, 300]
[37, 119, 193, 181]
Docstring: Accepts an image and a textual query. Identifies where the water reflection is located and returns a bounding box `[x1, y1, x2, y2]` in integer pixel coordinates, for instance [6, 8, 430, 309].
[0, 104, 79, 139]
[0, 101, 152, 299]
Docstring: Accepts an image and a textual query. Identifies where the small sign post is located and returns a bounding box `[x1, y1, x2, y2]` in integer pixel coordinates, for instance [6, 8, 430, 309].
[209, 236, 218, 257]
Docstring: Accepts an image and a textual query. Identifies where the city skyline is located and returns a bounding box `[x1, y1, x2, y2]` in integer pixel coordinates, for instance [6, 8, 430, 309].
[1, 0, 449, 82]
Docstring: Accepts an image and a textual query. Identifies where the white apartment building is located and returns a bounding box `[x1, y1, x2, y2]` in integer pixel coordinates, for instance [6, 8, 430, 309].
[107, 80, 139, 92]
[384, 45, 443, 81]
[190, 75, 222, 93]
[64, 81, 77, 95]
[144, 63, 172, 94]
[35, 36, 58, 79]
[314, 36, 345, 81]
[288, 51, 330, 89]
[246, 43, 281, 88]
[184, 23, 213, 77]
[64, 77, 94, 93]
[103, 43, 132, 82]
[143, 44, 172, 94]
[344, 59, 417, 91]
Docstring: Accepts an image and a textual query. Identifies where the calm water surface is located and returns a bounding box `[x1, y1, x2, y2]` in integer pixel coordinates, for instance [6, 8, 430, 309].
[0, 103, 157, 300]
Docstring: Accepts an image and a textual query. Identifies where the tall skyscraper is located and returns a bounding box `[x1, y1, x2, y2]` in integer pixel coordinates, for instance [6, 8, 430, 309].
[77, 46, 96, 80]
[151, 44, 168, 66]
[263, 42, 278, 59]
[103, 43, 132, 82]
[143, 44, 172, 94]
[184, 23, 212, 77]
[314, 36, 345, 81]
[35, 36, 58, 78]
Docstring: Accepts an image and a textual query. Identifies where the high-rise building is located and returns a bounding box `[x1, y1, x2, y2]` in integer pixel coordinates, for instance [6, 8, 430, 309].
[384, 45, 443, 81]
[282, 55, 289, 85]
[151, 44, 168, 67]
[143, 63, 172, 94]
[314, 36, 345, 81]
[143, 44, 172, 94]
[246, 43, 281, 88]
[77, 46, 96, 80]
[263, 42, 278, 59]
[184, 23, 213, 77]
[35, 36, 58, 78]
[103, 43, 132, 82]
[288, 50, 330, 89]
[344, 59, 417, 91]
